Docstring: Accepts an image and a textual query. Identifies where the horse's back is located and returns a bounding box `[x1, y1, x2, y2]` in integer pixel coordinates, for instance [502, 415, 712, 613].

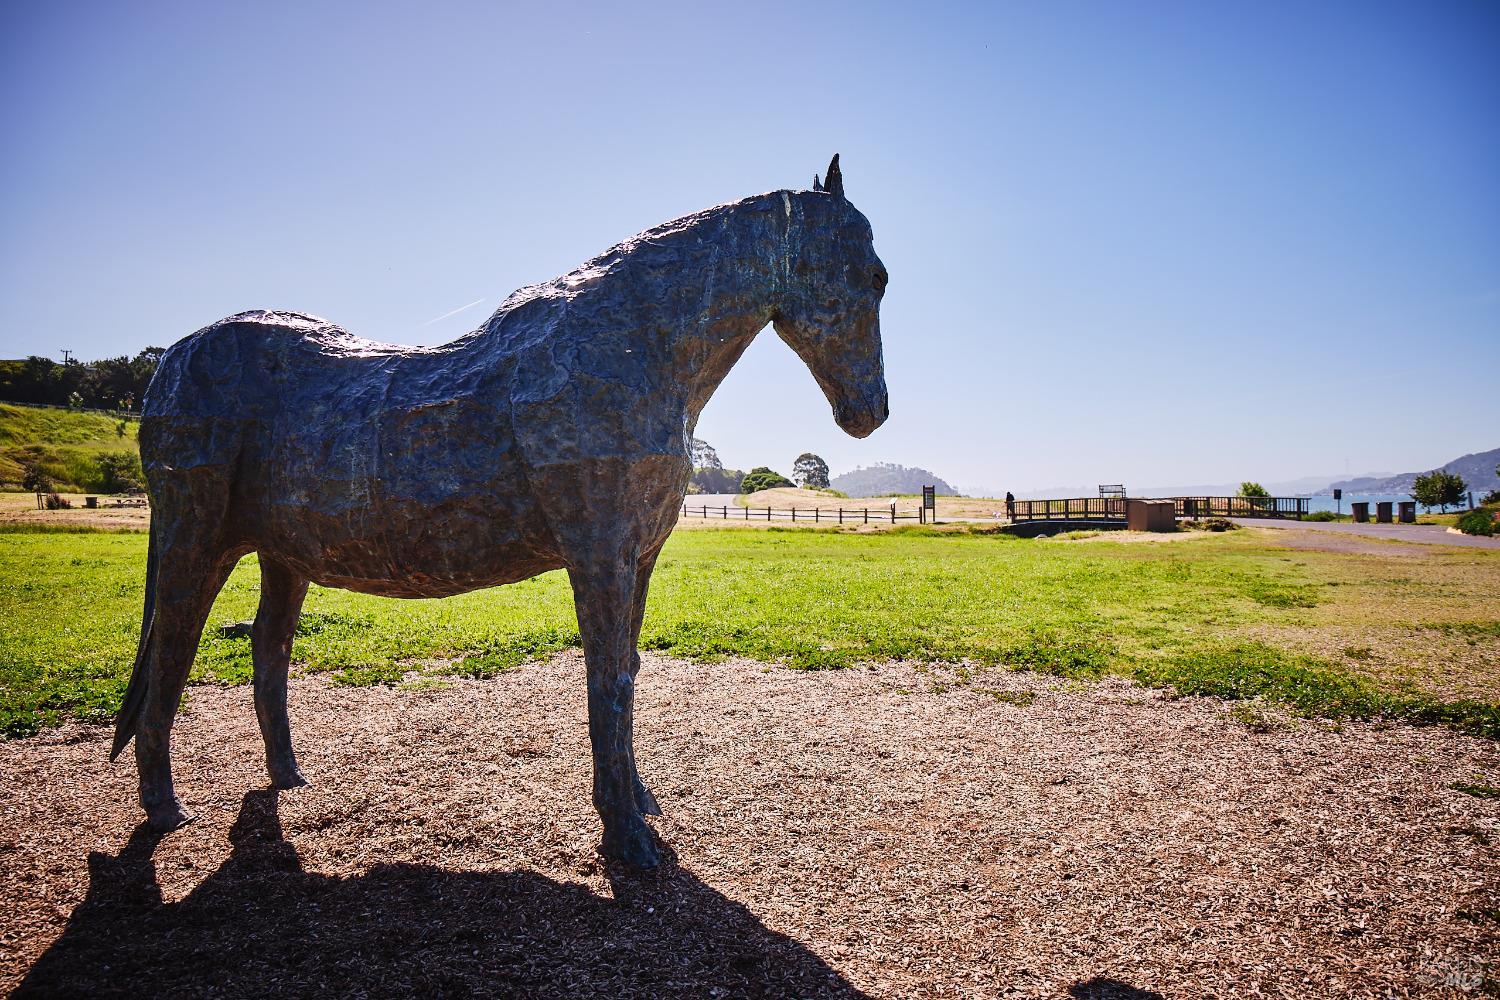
[141, 311, 556, 592]
[145, 311, 405, 419]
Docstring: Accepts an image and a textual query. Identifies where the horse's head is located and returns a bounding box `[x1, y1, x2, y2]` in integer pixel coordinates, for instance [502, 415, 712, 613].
[772, 155, 889, 439]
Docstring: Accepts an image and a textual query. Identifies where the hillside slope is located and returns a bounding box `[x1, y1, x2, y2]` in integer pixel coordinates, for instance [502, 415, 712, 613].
[830, 463, 958, 497]
[0, 404, 141, 492]
[1328, 446, 1499, 495]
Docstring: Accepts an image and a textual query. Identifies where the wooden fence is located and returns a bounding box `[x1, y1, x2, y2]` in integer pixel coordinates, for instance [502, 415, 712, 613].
[0, 398, 141, 419]
[681, 502, 925, 524]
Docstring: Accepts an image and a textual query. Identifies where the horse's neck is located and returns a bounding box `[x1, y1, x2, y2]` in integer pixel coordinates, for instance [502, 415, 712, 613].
[472, 194, 785, 430]
[668, 200, 783, 426]
[679, 308, 774, 429]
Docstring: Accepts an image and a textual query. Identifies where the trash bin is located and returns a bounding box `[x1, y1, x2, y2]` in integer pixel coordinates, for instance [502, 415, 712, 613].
[1376, 501, 1393, 523]
[1398, 501, 1416, 524]
[85, 496, 98, 509]
[1351, 502, 1369, 523]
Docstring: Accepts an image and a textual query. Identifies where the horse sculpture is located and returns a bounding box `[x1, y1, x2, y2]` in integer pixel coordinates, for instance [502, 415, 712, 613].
[111, 155, 888, 867]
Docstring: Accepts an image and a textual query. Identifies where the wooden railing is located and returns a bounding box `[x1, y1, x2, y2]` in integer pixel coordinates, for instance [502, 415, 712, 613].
[1007, 498, 1127, 522]
[1008, 495, 1309, 523]
[1174, 496, 1307, 520]
[681, 502, 924, 524]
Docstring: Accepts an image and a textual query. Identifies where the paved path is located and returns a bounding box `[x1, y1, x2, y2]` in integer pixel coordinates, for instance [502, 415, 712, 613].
[678, 499, 1500, 548]
[684, 494, 741, 510]
[1232, 518, 1500, 549]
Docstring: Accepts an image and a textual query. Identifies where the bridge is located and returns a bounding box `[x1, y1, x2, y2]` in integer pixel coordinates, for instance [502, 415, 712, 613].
[1007, 494, 1309, 533]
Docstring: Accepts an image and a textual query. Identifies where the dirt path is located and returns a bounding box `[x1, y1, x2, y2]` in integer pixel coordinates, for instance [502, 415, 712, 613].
[3, 655, 1497, 998]
[0, 492, 148, 531]
[1235, 518, 1500, 551]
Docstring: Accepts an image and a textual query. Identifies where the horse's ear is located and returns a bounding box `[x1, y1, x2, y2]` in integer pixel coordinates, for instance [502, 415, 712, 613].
[813, 174, 824, 193]
[824, 154, 844, 197]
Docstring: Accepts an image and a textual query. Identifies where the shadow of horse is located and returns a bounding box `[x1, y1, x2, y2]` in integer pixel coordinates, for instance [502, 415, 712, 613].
[1069, 978, 1166, 1000]
[16, 790, 869, 999]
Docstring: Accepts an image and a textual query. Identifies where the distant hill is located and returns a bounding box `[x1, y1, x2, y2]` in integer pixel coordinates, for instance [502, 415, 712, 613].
[1327, 446, 1500, 496]
[830, 463, 957, 497]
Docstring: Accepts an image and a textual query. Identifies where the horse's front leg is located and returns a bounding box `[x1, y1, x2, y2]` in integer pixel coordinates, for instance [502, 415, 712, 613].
[628, 548, 663, 817]
[569, 555, 658, 867]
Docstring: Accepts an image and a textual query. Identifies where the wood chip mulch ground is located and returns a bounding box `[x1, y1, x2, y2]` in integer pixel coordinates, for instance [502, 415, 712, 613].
[3, 654, 1497, 998]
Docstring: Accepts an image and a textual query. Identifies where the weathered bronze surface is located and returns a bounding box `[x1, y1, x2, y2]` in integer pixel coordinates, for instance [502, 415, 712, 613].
[112, 155, 888, 866]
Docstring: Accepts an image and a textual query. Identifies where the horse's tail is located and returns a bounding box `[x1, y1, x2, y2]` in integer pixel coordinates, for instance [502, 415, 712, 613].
[111, 517, 160, 761]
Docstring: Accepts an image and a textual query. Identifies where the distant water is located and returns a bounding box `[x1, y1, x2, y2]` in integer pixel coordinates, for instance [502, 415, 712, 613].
[912, 490, 1473, 515]
[1122, 492, 1441, 514]
[1301, 493, 1421, 514]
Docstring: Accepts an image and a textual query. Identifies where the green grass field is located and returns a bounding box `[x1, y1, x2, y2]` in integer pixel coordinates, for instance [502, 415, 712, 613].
[3, 525, 1499, 738]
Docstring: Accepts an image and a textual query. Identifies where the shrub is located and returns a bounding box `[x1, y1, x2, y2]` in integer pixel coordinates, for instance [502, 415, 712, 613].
[43, 493, 71, 510]
[1182, 517, 1236, 532]
[1456, 508, 1497, 537]
[1304, 510, 1341, 522]
[94, 452, 144, 493]
[740, 466, 794, 493]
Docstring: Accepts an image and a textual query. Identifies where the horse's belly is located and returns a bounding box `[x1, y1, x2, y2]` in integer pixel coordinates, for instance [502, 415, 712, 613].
[248, 403, 561, 596]
[263, 493, 560, 598]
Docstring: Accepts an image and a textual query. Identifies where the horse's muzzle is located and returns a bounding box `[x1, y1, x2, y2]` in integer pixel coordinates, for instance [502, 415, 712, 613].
[835, 391, 889, 439]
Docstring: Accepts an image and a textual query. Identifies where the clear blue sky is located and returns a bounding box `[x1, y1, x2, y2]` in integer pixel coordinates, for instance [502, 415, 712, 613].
[2, 1, 1496, 493]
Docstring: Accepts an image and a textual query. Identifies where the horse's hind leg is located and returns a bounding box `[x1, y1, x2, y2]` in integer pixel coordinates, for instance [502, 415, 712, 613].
[252, 557, 310, 789]
[135, 534, 238, 830]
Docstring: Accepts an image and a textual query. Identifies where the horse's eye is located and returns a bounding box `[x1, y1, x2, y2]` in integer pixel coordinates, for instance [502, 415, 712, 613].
[872, 269, 889, 292]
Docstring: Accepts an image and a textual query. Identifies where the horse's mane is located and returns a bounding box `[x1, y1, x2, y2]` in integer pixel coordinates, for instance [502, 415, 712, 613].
[470, 190, 788, 338]
[218, 190, 795, 358]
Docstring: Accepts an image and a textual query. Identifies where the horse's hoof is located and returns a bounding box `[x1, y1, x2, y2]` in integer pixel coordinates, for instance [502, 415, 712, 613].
[269, 767, 308, 790]
[146, 801, 195, 832]
[603, 824, 660, 869]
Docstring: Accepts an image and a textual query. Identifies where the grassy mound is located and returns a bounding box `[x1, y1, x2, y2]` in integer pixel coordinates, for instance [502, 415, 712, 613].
[0, 404, 140, 492]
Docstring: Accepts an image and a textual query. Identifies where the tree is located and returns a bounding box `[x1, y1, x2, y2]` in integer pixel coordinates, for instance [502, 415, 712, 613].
[690, 437, 722, 471]
[1237, 481, 1272, 511]
[740, 467, 794, 494]
[0, 347, 162, 408]
[791, 453, 830, 490]
[691, 466, 744, 493]
[688, 437, 743, 493]
[1411, 470, 1467, 512]
[19, 457, 52, 495]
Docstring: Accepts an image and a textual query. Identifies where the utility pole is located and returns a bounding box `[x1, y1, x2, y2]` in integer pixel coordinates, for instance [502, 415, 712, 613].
[60, 349, 74, 364]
